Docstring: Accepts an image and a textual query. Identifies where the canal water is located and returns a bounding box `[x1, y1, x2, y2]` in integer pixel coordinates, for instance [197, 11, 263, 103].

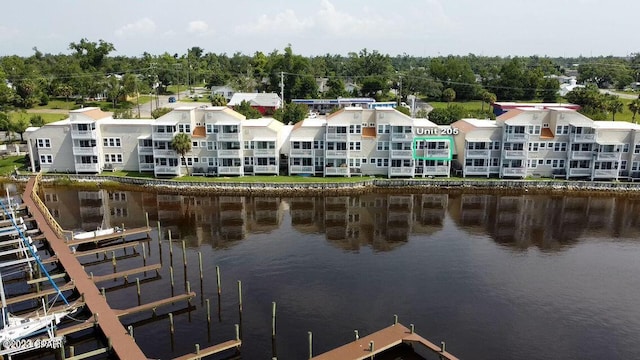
[30, 187, 640, 359]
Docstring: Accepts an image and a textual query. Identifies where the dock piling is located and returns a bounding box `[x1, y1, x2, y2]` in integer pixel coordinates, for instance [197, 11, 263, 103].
[198, 251, 203, 282]
[272, 301, 277, 337]
[186, 281, 192, 307]
[136, 277, 141, 305]
[354, 330, 359, 340]
[206, 298, 211, 329]
[394, 314, 398, 325]
[69, 346, 75, 357]
[410, 324, 414, 334]
[141, 242, 147, 267]
[238, 280, 243, 338]
[157, 221, 162, 260]
[170, 266, 175, 296]
[168, 230, 173, 265]
[308, 331, 313, 359]
[128, 325, 134, 338]
[169, 312, 175, 335]
[182, 241, 187, 266]
[441, 341, 446, 353]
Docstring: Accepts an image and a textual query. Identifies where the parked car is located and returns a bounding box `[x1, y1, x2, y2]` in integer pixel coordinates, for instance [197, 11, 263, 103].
[168, 96, 176, 103]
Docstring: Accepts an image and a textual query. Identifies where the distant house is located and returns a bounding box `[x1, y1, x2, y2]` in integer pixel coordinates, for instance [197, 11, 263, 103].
[228, 92, 282, 115]
[210, 85, 236, 101]
[491, 102, 580, 116]
[316, 78, 329, 93]
[558, 78, 584, 97]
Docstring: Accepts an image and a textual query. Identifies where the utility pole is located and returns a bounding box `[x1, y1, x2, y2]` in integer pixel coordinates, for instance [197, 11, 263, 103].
[280, 71, 285, 106]
[174, 63, 182, 100]
[398, 75, 403, 106]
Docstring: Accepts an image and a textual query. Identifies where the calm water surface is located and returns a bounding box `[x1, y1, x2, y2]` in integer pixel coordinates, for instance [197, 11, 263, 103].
[36, 188, 640, 359]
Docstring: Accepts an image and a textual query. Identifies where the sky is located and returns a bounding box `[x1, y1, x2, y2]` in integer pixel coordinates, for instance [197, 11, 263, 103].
[0, 0, 637, 58]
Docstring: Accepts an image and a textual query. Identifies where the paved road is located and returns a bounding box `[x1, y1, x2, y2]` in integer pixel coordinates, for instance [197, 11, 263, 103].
[599, 89, 640, 100]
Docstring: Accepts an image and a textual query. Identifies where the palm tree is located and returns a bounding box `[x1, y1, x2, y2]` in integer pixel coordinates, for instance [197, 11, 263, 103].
[629, 98, 640, 124]
[607, 98, 624, 121]
[170, 132, 192, 176]
[210, 93, 227, 106]
[481, 91, 497, 112]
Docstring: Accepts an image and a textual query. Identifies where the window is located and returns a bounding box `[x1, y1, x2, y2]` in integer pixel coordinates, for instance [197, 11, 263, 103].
[377, 124, 390, 134]
[527, 125, 541, 135]
[621, 160, 627, 170]
[623, 144, 630, 153]
[349, 125, 361, 134]
[349, 142, 361, 151]
[377, 141, 389, 151]
[491, 158, 500, 166]
[634, 144, 640, 154]
[528, 142, 539, 152]
[39, 154, 53, 164]
[37, 138, 51, 148]
[103, 138, 121, 147]
[313, 140, 324, 149]
[554, 142, 567, 152]
[632, 161, 640, 171]
[192, 141, 199, 148]
[104, 154, 123, 163]
[178, 124, 191, 133]
[555, 125, 569, 135]
[489, 141, 500, 150]
[528, 159, 537, 168]
[348, 158, 362, 167]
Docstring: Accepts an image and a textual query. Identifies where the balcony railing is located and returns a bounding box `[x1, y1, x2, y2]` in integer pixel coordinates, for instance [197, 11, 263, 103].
[218, 166, 243, 175]
[326, 133, 348, 141]
[504, 150, 527, 159]
[139, 163, 154, 171]
[152, 132, 176, 140]
[153, 149, 176, 157]
[573, 134, 596, 142]
[290, 149, 314, 156]
[326, 150, 348, 157]
[217, 149, 242, 157]
[424, 149, 450, 158]
[290, 165, 315, 173]
[466, 149, 490, 157]
[391, 133, 412, 140]
[597, 152, 619, 160]
[390, 149, 413, 158]
[568, 168, 591, 176]
[506, 133, 527, 141]
[593, 169, 618, 178]
[465, 166, 489, 174]
[325, 167, 349, 175]
[570, 151, 593, 160]
[138, 147, 154, 155]
[155, 166, 181, 176]
[254, 165, 278, 173]
[502, 168, 526, 176]
[75, 163, 100, 172]
[72, 146, 99, 155]
[423, 165, 450, 175]
[389, 167, 415, 176]
[218, 133, 240, 140]
[254, 149, 276, 156]
[71, 130, 97, 138]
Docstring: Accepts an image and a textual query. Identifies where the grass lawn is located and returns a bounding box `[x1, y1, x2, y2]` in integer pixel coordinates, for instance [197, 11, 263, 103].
[428, 101, 487, 111]
[173, 175, 374, 183]
[0, 156, 28, 175]
[10, 112, 67, 124]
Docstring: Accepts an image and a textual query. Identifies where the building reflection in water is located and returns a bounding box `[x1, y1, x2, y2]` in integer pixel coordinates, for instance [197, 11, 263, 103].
[40, 187, 640, 252]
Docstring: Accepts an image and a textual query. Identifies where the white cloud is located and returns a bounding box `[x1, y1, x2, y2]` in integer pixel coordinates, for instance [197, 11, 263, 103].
[0, 25, 19, 41]
[115, 17, 157, 37]
[187, 20, 213, 36]
[237, 9, 314, 35]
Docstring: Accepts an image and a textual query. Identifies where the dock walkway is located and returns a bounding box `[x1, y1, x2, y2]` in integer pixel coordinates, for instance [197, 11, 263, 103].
[23, 177, 147, 360]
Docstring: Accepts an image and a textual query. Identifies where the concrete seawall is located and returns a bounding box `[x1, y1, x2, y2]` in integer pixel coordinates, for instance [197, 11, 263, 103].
[11, 174, 640, 197]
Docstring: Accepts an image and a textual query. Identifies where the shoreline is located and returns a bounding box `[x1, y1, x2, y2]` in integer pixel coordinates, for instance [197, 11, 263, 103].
[10, 173, 640, 197]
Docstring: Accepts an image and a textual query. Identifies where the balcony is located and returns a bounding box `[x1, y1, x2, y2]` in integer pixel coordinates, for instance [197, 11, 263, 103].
[593, 169, 618, 178]
[254, 165, 278, 173]
[254, 149, 276, 156]
[75, 163, 100, 172]
[139, 147, 153, 155]
[466, 149, 490, 157]
[390, 149, 413, 158]
[290, 165, 315, 173]
[72, 146, 99, 156]
[573, 134, 596, 142]
[153, 149, 176, 157]
[218, 133, 240, 141]
[568, 168, 591, 177]
[155, 166, 181, 176]
[71, 129, 97, 139]
[391, 133, 412, 141]
[325, 167, 349, 176]
[139, 163, 154, 171]
[218, 149, 242, 158]
[505, 133, 527, 141]
[465, 166, 489, 175]
[389, 167, 415, 176]
[326, 133, 348, 141]
[424, 149, 450, 158]
[504, 150, 527, 159]
[291, 149, 314, 156]
[597, 152, 619, 160]
[423, 165, 449, 175]
[570, 151, 593, 160]
[218, 166, 243, 175]
[502, 168, 526, 176]
[152, 132, 176, 140]
[326, 150, 348, 157]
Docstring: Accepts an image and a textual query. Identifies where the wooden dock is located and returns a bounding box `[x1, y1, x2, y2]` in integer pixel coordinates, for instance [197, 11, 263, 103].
[172, 340, 242, 360]
[65, 227, 151, 247]
[310, 323, 459, 360]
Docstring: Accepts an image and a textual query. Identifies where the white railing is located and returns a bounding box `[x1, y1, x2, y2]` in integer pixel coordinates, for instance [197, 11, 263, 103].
[467, 149, 490, 157]
[71, 130, 97, 138]
[326, 133, 348, 141]
[389, 167, 415, 176]
[139, 163, 154, 171]
[152, 132, 175, 140]
[597, 152, 619, 160]
[153, 149, 176, 157]
[593, 169, 618, 178]
[489, 166, 501, 173]
[465, 166, 489, 174]
[506, 133, 527, 141]
[573, 134, 596, 142]
[138, 147, 153, 155]
[325, 167, 349, 175]
[502, 168, 526, 176]
[75, 163, 100, 172]
[218, 166, 243, 175]
[290, 165, 315, 173]
[254, 165, 278, 173]
[570, 151, 593, 160]
[218, 133, 240, 140]
[568, 168, 591, 176]
[326, 150, 348, 157]
[424, 149, 450, 158]
[391, 133, 412, 140]
[290, 149, 314, 156]
[423, 166, 449, 175]
[217, 149, 242, 157]
[390, 149, 413, 158]
[254, 149, 276, 156]
[72, 147, 99, 155]
[504, 150, 527, 158]
[155, 166, 181, 175]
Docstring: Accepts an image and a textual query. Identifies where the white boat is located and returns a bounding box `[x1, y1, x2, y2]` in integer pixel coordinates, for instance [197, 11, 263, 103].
[73, 226, 122, 240]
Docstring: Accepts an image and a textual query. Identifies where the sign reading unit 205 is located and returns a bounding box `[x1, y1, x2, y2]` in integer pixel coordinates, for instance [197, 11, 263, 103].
[415, 126, 459, 136]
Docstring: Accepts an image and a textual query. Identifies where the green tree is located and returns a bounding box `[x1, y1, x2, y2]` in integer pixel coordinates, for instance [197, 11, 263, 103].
[605, 96, 624, 121]
[540, 78, 559, 102]
[170, 132, 192, 176]
[325, 76, 347, 98]
[395, 105, 411, 116]
[30, 114, 44, 127]
[273, 102, 307, 124]
[481, 91, 497, 111]
[629, 98, 640, 123]
[234, 100, 262, 119]
[151, 107, 173, 119]
[69, 38, 115, 71]
[8, 113, 30, 142]
[210, 94, 227, 106]
[442, 88, 456, 103]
